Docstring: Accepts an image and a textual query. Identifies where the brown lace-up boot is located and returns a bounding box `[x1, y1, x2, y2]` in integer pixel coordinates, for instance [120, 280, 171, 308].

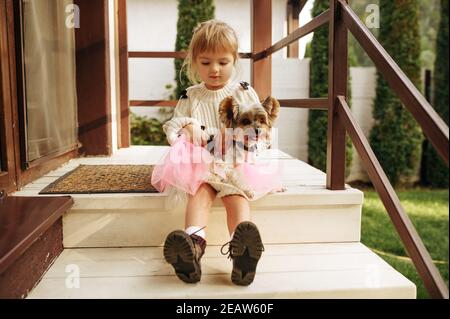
[163, 230, 206, 283]
[221, 221, 265, 286]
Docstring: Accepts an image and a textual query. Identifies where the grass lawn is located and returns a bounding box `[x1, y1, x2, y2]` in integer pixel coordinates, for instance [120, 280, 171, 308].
[359, 187, 449, 299]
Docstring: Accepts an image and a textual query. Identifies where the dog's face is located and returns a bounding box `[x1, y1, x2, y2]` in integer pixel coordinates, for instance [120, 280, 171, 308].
[218, 96, 280, 147]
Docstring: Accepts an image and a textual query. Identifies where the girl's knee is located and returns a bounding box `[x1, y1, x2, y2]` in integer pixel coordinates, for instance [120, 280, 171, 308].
[198, 183, 217, 198]
[221, 194, 248, 204]
[190, 183, 216, 206]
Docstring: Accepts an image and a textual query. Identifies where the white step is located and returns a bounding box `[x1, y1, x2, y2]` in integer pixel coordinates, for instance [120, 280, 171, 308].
[27, 242, 416, 299]
[13, 147, 363, 247]
[61, 186, 362, 247]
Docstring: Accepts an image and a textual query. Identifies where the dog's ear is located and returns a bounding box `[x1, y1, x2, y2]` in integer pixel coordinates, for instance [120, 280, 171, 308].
[219, 96, 239, 128]
[261, 96, 280, 125]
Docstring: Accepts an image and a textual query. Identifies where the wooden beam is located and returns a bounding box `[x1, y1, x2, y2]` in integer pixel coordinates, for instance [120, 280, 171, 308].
[74, 0, 112, 155]
[130, 100, 177, 107]
[129, 98, 329, 110]
[278, 98, 328, 109]
[298, 0, 308, 13]
[129, 51, 186, 59]
[253, 10, 330, 61]
[287, 1, 300, 57]
[326, 0, 347, 190]
[338, 95, 449, 299]
[251, 0, 272, 98]
[287, 0, 308, 58]
[0, 0, 17, 193]
[128, 51, 252, 59]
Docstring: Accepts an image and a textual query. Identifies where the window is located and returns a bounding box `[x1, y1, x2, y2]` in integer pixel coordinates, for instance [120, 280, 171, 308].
[16, 0, 78, 165]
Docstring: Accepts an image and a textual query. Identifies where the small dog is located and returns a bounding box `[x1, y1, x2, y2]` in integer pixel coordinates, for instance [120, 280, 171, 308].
[219, 95, 280, 155]
[204, 96, 281, 199]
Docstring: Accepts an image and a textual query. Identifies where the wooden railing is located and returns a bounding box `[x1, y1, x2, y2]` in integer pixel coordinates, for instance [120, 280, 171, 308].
[252, 9, 330, 61]
[339, 1, 449, 166]
[129, 98, 328, 110]
[119, 0, 449, 298]
[125, 4, 330, 112]
[337, 96, 449, 299]
[327, 0, 448, 298]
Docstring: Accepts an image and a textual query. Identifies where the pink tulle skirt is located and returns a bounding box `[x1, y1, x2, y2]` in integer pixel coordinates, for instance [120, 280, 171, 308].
[235, 161, 283, 195]
[151, 135, 283, 198]
[151, 135, 213, 195]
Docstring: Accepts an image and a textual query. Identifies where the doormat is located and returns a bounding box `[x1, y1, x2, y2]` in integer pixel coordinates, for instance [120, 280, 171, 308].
[39, 165, 159, 194]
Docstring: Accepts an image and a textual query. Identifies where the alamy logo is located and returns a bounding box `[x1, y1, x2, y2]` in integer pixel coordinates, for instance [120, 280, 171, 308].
[65, 264, 80, 289]
[65, 4, 80, 29]
[365, 4, 380, 29]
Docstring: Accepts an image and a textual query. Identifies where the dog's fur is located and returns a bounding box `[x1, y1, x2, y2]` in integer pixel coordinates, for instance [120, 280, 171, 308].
[205, 96, 280, 199]
[218, 96, 280, 149]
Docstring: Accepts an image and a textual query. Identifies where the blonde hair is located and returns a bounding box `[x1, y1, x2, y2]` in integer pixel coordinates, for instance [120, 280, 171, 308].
[182, 19, 239, 84]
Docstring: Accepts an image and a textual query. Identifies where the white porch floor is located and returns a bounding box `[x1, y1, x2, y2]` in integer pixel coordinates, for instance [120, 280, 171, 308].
[12, 146, 415, 298]
[14, 146, 360, 200]
[27, 243, 415, 299]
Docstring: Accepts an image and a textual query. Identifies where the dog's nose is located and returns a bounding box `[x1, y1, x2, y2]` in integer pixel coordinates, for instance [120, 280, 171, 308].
[254, 127, 261, 139]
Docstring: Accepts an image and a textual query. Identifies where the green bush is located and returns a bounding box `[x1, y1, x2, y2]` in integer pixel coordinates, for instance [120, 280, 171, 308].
[130, 113, 169, 146]
[369, 0, 423, 186]
[308, 0, 353, 174]
[174, 0, 215, 99]
[423, 1, 448, 188]
[347, 0, 441, 70]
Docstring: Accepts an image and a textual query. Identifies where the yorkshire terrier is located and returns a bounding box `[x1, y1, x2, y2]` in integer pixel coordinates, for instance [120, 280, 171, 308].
[203, 96, 281, 199]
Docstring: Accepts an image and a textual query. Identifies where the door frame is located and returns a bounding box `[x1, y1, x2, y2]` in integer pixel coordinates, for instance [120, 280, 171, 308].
[1, 0, 79, 193]
[0, 0, 17, 193]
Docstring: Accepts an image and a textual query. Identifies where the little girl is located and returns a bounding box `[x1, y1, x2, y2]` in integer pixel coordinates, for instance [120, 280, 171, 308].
[155, 20, 278, 286]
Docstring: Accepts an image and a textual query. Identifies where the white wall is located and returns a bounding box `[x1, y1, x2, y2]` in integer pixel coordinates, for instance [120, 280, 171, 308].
[127, 0, 178, 102]
[272, 59, 310, 162]
[347, 67, 377, 182]
[127, 0, 287, 53]
[346, 67, 422, 183]
[127, 0, 178, 52]
[127, 0, 288, 103]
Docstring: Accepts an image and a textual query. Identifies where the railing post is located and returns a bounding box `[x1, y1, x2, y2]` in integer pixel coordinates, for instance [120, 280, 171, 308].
[287, 0, 301, 58]
[326, 0, 347, 190]
[251, 0, 272, 98]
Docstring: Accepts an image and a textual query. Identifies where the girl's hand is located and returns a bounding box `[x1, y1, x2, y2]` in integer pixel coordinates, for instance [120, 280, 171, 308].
[179, 124, 209, 146]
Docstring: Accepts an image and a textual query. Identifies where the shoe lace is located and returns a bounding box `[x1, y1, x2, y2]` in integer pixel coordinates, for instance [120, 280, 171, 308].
[220, 240, 265, 260]
[220, 240, 233, 260]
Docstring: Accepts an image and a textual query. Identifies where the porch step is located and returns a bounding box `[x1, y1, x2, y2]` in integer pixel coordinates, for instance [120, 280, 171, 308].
[0, 195, 74, 298]
[27, 242, 416, 299]
[61, 185, 362, 247]
[13, 147, 363, 247]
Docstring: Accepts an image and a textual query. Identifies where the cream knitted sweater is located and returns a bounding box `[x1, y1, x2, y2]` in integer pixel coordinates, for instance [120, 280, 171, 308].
[162, 80, 260, 145]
